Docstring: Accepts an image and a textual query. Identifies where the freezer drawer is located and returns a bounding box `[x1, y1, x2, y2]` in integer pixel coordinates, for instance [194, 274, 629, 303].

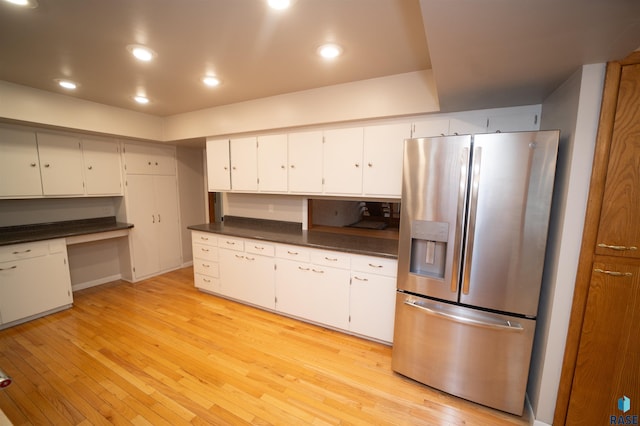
[391, 292, 535, 415]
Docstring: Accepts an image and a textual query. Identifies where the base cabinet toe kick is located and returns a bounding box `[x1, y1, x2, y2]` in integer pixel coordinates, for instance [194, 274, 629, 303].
[190, 230, 397, 344]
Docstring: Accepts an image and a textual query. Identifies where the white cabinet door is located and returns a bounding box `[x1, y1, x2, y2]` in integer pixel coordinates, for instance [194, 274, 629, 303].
[126, 174, 159, 279]
[125, 174, 182, 280]
[219, 248, 275, 309]
[206, 138, 231, 191]
[412, 119, 450, 138]
[257, 134, 288, 193]
[0, 240, 72, 326]
[0, 128, 43, 197]
[276, 258, 350, 330]
[230, 137, 258, 191]
[349, 271, 397, 343]
[82, 138, 122, 195]
[288, 131, 323, 194]
[37, 133, 85, 196]
[363, 123, 410, 197]
[323, 127, 363, 195]
[155, 175, 182, 273]
[449, 115, 487, 135]
[487, 111, 539, 132]
[124, 143, 176, 175]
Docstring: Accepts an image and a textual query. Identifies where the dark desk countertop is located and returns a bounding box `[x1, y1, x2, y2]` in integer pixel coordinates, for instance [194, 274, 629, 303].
[0, 217, 133, 246]
[188, 216, 398, 259]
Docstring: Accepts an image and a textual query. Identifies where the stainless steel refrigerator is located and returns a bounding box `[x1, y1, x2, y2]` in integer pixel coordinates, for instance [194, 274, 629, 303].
[392, 130, 559, 415]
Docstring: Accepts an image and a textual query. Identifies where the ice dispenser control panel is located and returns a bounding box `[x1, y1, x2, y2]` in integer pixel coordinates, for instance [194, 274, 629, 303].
[409, 220, 449, 280]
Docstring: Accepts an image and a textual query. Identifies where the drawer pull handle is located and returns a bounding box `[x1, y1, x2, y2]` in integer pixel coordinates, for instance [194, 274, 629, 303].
[0, 265, 17, 271]
[201, 248, 210, 252]
[353, 276, 368, 282]
[200, 236, 209, 241]
[593, 268, 633, 277]
[226, 241, 236, 245]
[597, 243, 638, 251]
[203, 278, 211, 283]
[245, 256, 255, 261]
[312, 268, 325, 274]
[254, 246, 264, 250]
[12, 249, 32, 255]
[324, 257, 338, 262]
[287, 250, 299, 255]
[202, 263, 210, 268]
[298, 266, 310, 271]
[235, 255, 244, 259]
[368, 263, 383, 268]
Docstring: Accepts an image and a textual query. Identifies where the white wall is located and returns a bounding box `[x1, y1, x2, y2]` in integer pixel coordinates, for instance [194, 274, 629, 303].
[223, 193, 306, 224]
[163, 70, 439, 141]
[177, 146, 207, 264]
[0, 197, 118, 226]
[0, 81, 164, 141]
[528, 63, 605, 425]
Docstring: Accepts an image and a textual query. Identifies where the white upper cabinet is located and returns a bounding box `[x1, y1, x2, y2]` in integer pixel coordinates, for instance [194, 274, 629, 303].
[124, 142, 176, 175]
[487, 110, 539, 133]
[82, 137, 122, 195]
[37, 132, 85, 196]
[0, 128, 42, 197]
[363, 123, 411, 198]
[206, 138, 231, 191]
[257, 134, 288, 193]
[288, 131, 323, 194]
[412, 118, 450, 138]
[323, 127, 364, 195]
[230, 137, 258, 191]
[448, 115, 488, 135]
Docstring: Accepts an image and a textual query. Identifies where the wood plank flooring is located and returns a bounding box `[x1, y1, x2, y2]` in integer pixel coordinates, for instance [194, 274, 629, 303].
[0, 267, 530, 425]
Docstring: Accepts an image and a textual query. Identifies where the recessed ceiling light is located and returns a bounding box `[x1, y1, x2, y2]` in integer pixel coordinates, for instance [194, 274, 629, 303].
[55, 79, 78, 90]
[317, 43, 343, 59]
[127, 45, 156, 62]
[133, 95, 150, 104]
[267, 0, 292, 10]
[4, 0, 38, 8]
[202, 76, 221, 87]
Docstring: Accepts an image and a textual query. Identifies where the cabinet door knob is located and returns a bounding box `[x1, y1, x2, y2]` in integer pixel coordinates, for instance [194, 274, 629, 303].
[368, 162, 373, 167]
[281, 165, 285, 169]
[88, 165, 93, 170]
[44, 163, 50, 168]
[30, 163, 37, 167]
[290, 165, 295, 169]
[355, 163, 360, 168]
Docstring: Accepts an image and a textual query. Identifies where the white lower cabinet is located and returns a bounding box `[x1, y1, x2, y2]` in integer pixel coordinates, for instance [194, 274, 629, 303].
[190, 232, 397, 343]
[192, 231, 220, 293]
[349, 255, 398, 343]
[218, 237, 275, 310]
[0, 239, 73, 328]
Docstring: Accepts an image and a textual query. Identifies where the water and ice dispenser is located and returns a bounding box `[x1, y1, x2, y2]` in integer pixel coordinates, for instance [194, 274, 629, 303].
[409, 220, 449, 280]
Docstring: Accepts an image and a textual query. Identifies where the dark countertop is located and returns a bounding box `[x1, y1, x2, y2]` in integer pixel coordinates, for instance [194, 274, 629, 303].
[188, 216, 398, 259]
[0, 217, 133, 246]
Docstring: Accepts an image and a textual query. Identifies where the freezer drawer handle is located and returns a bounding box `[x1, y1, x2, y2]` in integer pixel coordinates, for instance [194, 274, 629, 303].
[593, 268, 633, 277]
[403, 298, 524, 332]
[597, 243, 638, 251]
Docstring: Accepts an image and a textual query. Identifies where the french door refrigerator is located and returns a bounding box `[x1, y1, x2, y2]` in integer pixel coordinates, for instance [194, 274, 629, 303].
[392, 130, 559, 415]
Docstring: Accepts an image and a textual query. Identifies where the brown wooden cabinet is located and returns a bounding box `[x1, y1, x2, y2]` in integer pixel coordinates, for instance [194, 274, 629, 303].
[556, 52, 640, 425]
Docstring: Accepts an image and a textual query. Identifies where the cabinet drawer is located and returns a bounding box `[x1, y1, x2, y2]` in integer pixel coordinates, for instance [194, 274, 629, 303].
[310, 250, 350, 269]
[194, 260, 219, 278]
[275, 244, 310, 262]
[193, 243, 218, 262]
[218, 236, 244, 251]
[194, 273, 220, 293]
[0, 240, 54, 263]
[351, 255, 397, 277]
[246, 240, 275, 257]
[192, 231, 217, 246]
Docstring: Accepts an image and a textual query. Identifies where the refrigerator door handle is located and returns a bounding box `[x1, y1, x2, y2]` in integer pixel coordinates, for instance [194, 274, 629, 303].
[451, 147, 470, 293]
[462, 146, 482, 295]
[403, 297, 524, 332]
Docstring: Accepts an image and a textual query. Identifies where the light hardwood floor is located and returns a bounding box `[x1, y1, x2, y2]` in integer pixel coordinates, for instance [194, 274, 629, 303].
[0, 267, 530, 425]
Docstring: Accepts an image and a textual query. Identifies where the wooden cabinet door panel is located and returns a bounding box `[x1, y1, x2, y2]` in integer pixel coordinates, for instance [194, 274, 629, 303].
[565, 262, 640, 425]
[596, 64, 640, 259]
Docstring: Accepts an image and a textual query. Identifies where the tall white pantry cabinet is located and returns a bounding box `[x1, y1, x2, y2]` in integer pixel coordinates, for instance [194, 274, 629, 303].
[122, 142, 182, 281]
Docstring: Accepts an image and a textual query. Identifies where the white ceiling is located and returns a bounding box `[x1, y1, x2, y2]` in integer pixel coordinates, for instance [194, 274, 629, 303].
[1, 0, 639, 117]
